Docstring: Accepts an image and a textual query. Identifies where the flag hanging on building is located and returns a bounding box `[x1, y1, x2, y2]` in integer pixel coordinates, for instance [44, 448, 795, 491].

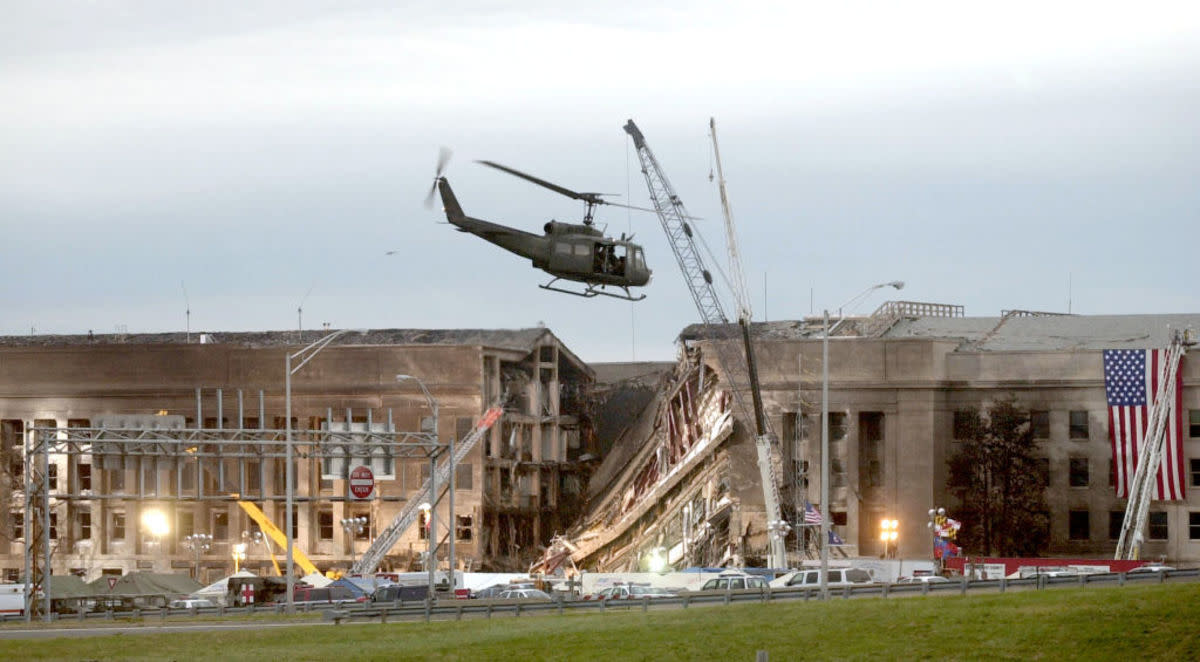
[1103, 349, 1186, 501]
[803, 501, 823, 525]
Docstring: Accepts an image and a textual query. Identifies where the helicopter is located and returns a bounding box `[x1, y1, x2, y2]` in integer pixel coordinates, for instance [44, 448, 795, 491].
[424, 150, 653, 301]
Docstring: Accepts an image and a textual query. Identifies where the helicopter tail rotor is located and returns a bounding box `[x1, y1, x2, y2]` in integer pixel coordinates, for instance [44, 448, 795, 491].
[424, 146, 453, 209]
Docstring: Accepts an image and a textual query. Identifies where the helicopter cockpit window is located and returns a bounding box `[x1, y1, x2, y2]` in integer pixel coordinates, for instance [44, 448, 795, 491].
[631, 248, 644, 270]
[594, 243, 625, 276]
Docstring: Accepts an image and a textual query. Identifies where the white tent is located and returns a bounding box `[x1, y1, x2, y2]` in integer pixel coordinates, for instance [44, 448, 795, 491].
[300, 571, 333, 588]
[191, 570, 256, 605]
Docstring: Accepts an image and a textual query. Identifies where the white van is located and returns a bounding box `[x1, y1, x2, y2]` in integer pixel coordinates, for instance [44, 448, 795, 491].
[0, 584, 26, 617]
[770, 567, 875, 588]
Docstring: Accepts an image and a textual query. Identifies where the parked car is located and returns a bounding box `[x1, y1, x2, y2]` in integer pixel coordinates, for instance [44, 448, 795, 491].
[169, 598, 217, 609]
[895, 576, 950, 585]
[292, 584, 366, 606]
[1128, 565, 1175, 574]
[586, 584, 675, 600]
[475, 582, 534, 600]
[697, 574, 770, 591]
[371, 584, 430, 603]
[770, 567, 876, 588]
[495, 588, 552, 601]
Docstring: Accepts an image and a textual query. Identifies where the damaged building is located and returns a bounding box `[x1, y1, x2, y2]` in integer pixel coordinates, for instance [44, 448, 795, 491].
[574, 304, 1200, 570]
[0, 328, 595, 582]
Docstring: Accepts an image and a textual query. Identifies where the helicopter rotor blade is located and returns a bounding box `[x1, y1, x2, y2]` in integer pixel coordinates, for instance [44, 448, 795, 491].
[424, 146, 453, 209]
[477, 160, 604, 204]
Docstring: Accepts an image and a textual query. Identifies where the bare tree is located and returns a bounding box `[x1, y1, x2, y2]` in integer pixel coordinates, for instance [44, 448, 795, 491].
[947, 397, 1049, 556]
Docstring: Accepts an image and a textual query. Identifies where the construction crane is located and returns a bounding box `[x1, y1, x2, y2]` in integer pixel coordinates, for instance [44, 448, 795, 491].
[351, 405, 503, 575]
[1115, 330, 1192, 560]
[624, 119, 790, 569]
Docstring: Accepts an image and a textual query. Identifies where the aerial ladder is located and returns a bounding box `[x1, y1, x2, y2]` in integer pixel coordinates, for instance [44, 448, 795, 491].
[624, 119, 790, 569]
[351, 405, 504, 575]
[1115, 330, 1191, 560]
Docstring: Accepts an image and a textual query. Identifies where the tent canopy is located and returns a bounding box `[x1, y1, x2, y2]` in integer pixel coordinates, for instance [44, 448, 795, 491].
[88, 572, 202, 597]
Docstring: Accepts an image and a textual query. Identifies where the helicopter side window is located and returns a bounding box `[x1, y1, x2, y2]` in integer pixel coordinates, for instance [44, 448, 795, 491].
[555, 242, 572, 255]
[574, 244, 590, 257]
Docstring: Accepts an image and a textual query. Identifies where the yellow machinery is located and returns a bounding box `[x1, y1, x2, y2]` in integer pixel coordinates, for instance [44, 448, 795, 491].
[237, 500, 319, 576]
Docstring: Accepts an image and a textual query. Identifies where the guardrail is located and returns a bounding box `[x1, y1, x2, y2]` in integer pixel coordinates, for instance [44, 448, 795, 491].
[4, 568, 1195, 625]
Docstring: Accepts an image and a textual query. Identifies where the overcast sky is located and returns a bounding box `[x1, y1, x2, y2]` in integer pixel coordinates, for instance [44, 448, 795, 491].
[3, 1, 1198, 362]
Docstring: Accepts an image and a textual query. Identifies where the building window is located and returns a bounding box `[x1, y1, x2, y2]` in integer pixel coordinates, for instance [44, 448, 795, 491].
[12, 513, 23, 539]
[2, 420, 24, 479]
[1190, 512, 1200, 541]
[79, 510, 91, 540]
[782, 412, 800, 444]
[48, 463, 58, 490]
[1035, 458, 1050, 488]
[318, 510, 334, 540]
[109, 468, 125, 493]
[456, 515, 473, 542]
[832, 511, 848, 526]
[213, 512, 229, 540]
[1190, 410, 1200, 438]
[828, 413, 848, 441]
[418, 511, 430, 540]
[1109, 511, 1124, 540]
[112, 513, 125, 540]
[1030, 411, 1050, 439]
[1191, 459, 1200, 488]
[456, 463, 473, 491]
[78, 463, 92, 491]
[178, 511, 194, 538]
[1069, 458, 1089, 487]
[952, 410, 975, 440]
[1069, 411, 1089, 440]
[1068, 510, 1090, 540]
[49, 513, 57, 540]
[1148, 512, 1168, 540]
[3, 569, 18, 582]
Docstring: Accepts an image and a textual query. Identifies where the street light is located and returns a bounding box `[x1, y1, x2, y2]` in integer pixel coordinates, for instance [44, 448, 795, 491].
[232, 543, 247, 572]
[880, 518, 899, 559]
[820, 280, 903, 599]
[398, 374, 444, 597]
[285, 328, 365, 612]
[341, 516, 369, 566]
[182, 533, 212, 580]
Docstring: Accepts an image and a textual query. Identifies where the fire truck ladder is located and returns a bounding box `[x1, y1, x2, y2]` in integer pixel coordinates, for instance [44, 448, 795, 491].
[1114, 330, 1190, 560]
[624, 119, 789, 569]
[351, 405, 503, 575]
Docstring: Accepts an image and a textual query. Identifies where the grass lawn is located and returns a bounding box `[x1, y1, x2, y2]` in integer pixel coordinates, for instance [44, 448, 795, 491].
[4, 582, 1199, 661]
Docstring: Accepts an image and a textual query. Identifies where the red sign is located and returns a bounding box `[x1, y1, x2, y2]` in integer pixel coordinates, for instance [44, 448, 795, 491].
[349, 465, 375, 500]
[107, 576, 119, 590]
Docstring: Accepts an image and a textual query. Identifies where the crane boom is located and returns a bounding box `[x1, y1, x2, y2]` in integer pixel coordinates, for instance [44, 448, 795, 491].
[624, 119, 790, 569]
[710, 118, 753, 322]
[237, 500, 320, 576]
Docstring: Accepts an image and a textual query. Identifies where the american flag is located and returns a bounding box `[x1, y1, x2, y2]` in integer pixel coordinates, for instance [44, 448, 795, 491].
[803, 501, 823, 525]
[1103, 349, 1185, 501]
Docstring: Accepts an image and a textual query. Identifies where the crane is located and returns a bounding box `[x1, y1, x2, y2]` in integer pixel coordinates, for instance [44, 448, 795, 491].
[1114, 330, 1191, 560]
[624, 119, 790, 569]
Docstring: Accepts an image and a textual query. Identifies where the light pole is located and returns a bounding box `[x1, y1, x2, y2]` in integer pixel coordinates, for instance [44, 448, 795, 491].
[285, 328, 364, 612]
[341, 516, 368, 567]
[419, 501, 434, 595]
[232, 543, 246, 573]
[820, 280, 903, 599]
[880, 518, 899, 559]
[396, 374, 444, 595]
[183, 533, 212, 581]
[141, 508, 169, 570]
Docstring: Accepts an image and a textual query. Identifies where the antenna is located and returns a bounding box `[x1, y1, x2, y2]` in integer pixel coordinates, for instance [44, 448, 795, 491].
[297, 282, 315, 343]
[1068, 272, 1073, 314]
[181, 281, 191, 343]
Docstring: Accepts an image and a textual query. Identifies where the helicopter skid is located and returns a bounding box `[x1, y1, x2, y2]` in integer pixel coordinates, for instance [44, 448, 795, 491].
[539, 279, 646, 302]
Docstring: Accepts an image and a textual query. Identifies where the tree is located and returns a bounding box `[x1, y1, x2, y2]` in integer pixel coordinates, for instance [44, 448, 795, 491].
[947, 397, 1048, 556]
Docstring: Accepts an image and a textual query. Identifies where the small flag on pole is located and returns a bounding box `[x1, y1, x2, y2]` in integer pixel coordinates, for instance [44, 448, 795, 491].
[803, 501, 823, 525]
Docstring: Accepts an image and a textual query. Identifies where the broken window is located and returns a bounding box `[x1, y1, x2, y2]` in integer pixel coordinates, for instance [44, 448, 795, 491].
[1069, 510, 1089, 540]
[213, 511, 229, 540]
[1069, 458, 1089, 487]
[78, 463, 91, 491]
[456, 515, 473, 541]
[112, 512, 126, 540]
[828, 413, 848, 441]
[1, 420, 23, 479]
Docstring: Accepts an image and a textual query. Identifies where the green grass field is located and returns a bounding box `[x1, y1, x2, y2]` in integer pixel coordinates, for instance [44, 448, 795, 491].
[4, 583, 1199, 661]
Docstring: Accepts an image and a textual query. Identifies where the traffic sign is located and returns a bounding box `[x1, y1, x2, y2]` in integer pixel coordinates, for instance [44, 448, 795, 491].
[349, 465, 375, 500]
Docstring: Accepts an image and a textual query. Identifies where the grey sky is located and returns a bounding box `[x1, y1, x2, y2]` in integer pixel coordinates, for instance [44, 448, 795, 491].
[3, 1, 1198, 361]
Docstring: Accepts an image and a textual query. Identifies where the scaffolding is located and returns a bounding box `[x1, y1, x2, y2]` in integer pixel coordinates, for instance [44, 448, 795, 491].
[20, 389, 445, 621]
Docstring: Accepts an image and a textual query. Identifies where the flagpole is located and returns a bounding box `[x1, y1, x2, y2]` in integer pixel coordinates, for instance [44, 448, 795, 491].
[820, 309, 830, 600]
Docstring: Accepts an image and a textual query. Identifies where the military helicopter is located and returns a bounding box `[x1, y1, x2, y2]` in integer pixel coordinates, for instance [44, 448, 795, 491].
[424, 150, 653, 301]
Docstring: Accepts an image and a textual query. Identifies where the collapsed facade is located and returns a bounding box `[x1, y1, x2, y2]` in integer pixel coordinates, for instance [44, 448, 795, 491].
[575, 304, 1200, 570]
[0, 328, 594, 583]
